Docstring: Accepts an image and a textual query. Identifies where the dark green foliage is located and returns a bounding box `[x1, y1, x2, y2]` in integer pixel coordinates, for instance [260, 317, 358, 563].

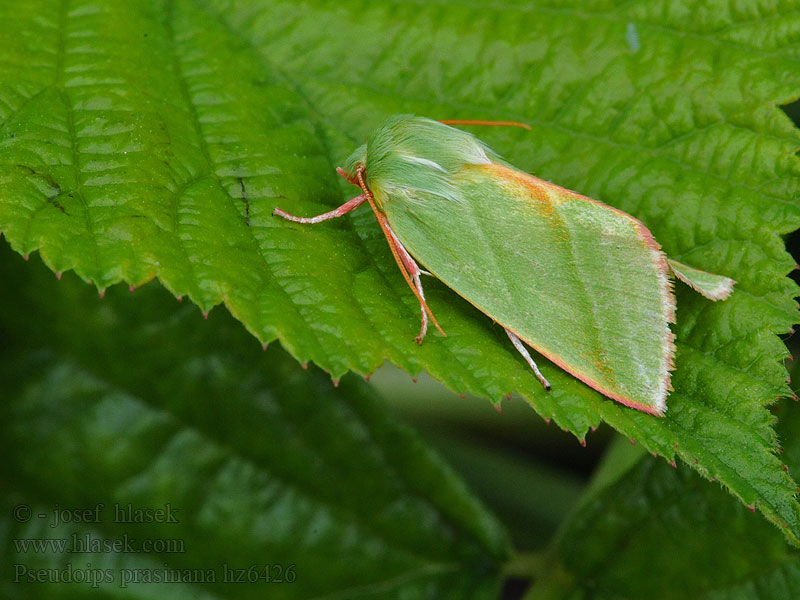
[1, 1, 800, 596]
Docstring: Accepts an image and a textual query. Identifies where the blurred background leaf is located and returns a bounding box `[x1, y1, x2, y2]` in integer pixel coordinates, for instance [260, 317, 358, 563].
[1, 1, 800, 596]
[0, 245, 509, 599]
[518, 397, 800, 600]
[1, 0, 798, 540]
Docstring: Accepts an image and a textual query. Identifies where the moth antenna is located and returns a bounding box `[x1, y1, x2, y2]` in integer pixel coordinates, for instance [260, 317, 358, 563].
[439, 119, 531, 131]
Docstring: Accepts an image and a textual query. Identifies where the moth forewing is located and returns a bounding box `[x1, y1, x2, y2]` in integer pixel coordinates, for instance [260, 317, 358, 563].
[380, 162, 676, 414]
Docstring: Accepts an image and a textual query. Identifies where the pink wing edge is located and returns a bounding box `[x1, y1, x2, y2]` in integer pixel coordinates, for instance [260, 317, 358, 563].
[482, 164, 678, 415]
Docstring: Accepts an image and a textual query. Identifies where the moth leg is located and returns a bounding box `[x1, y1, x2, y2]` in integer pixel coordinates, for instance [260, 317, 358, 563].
[505, 329, 551, 391]
[384, 223, 435, 344]
[353, 165, 446, 343]
[273, 193, 367, 224]
[377, 213, 444, 342]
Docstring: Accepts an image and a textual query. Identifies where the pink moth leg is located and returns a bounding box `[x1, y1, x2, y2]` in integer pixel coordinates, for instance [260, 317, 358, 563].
[354, 165, 446, 342]
[505, 329, 551, 391]
[384, 220, 432, 343]
[273, 193, 367, 224]
[273, 165, 446, 343]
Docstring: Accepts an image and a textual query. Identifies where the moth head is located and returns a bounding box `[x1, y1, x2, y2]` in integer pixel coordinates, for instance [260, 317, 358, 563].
[358, 115, 502, 207]
[339, 116, 505, 207]
[340, 143, 368, 184]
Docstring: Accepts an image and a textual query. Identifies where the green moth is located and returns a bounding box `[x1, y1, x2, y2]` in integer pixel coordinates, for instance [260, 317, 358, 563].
[274, 115, 735, 415]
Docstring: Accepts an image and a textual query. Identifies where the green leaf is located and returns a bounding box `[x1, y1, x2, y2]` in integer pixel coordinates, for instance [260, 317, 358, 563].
[530, 401, 800, 600]
[1, 0, 798, 541]
[0, 247, 509, 599]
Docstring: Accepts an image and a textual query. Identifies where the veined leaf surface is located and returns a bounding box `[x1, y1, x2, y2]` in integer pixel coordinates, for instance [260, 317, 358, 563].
[0, 0, 799, 541]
